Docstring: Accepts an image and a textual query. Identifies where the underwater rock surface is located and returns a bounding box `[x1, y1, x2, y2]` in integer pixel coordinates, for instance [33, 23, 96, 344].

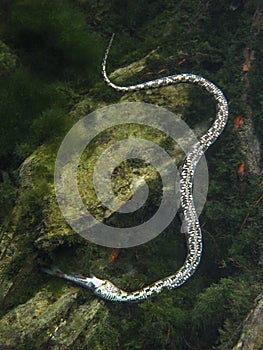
[0, 25, 262, 348]
[0, 52, 191, 348]
[232, 292, 263, 350]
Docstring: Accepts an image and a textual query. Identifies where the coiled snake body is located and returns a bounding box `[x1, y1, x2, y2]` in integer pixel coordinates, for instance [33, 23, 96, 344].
[44, 35, 228, 302]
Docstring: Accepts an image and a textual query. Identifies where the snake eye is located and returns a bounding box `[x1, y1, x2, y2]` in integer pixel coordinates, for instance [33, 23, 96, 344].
[87, 281, 96, 290]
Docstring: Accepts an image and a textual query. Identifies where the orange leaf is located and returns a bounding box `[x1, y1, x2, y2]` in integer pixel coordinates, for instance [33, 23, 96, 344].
[238, 163, 245, 176]
[109, 249, 119, 262]
[233, 116, 244, 131]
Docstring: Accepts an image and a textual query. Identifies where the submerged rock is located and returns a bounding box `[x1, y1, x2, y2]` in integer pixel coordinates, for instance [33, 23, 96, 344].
[0, 41, 17, 77]
[0, 48, 194, 348]
[0, 286, 108, 349]
[232, 292, 263, 350]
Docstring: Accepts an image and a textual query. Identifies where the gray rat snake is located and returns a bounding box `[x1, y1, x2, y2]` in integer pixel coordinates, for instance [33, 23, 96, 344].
[43, 35, 228, 302]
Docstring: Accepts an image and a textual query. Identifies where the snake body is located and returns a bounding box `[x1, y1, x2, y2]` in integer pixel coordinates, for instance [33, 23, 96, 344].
[44, 35, 228, 302]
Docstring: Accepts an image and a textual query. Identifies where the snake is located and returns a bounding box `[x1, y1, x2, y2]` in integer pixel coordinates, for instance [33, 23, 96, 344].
[43, 34, 228, 302]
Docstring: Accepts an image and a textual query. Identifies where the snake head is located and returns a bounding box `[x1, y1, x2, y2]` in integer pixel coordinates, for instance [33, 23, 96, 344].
[88, 274, 105, 289]
[73, 274, 106, 290]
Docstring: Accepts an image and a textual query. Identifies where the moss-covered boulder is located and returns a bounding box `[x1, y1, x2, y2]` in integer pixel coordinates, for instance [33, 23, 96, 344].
[0, 287, 109, 350]
[232, 292, 263, 350]
[0, 41, 17, 77]
[0, 50, 193, 348]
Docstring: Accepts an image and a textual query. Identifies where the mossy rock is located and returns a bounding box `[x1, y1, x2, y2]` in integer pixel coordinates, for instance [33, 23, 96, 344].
[0, 286, 109, 350]
[0, 46, 200, 348]
[0, 41, 17, 77]
[232, 292, 263, 350]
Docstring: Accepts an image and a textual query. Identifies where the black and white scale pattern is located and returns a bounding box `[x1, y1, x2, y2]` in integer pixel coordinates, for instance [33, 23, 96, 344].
[44, 34, 228, 302]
